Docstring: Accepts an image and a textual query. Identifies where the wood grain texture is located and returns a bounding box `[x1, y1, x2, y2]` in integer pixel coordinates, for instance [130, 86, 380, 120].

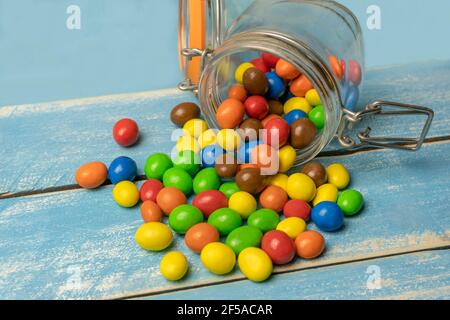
[1, 60, 450, 195]
[0, 141, 449, 299]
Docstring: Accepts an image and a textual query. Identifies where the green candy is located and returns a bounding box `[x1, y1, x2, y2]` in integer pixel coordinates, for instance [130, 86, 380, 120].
[225, 226, 263, 255]
[219, 182, 240, 199]
[163, 167, 193, 195]
[144, 153, 173, 180]
[193, 168, 221, 194]
[337, 189, 364, 216]
[207, 208, 242, 236]
[169, 204, 203, 234]
[309, 104, 325, 130]
[173, 150, 200, 176]
[247, 209, 280, 233]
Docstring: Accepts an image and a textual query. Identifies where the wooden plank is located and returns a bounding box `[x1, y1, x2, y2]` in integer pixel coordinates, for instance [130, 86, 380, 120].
[1, 60, 450, 194]
[146, 250, 450, 300]
[0, 141, 449, 299]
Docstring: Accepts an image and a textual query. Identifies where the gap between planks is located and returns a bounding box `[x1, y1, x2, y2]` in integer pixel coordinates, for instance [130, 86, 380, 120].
[1, 135, 450, 201]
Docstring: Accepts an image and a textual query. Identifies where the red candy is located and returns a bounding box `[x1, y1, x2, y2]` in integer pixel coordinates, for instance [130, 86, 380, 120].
[283, 199, 311, 221]
[192, 190, 228, 218]
[140, 179, 164, 202]
[261, 230, 296, 265]
[113, 118, 139, 147]
[348, 60, 362, 86]
[244, 96, 269, 120]
[263, 117, 290, 147]
[251, 58, 270, 73]
[261, 52, 279, 68]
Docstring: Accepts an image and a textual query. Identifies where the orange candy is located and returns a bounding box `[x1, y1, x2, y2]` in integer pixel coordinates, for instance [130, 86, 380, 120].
[140, 200, 163, 222]
[251, 144, 279, 174]
[185, 223, 220, 253]
[295, 230, 325, 259]
[259, 185, 288, 212]
[156, 187, 187, 216]
[228, 84, 247, 102]
[290, 75, 314, 97]
[275, 59, 301, 80]
[328, 55, 343, 80]
[238, 163, 260, 172]
[75, 161, 108, 189]
[261, 114, 283, 127]
[216, 98, 245, 129]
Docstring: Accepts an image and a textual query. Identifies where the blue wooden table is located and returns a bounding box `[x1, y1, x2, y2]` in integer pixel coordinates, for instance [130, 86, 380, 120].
[0, 61, 449, 300]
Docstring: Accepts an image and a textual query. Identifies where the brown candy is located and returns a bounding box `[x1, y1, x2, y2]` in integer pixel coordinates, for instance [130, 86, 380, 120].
[268, 100, 284, 115]
[170, 102, 200, 127]
[243, 67, 268, 96]
[235, 168, 265, 194]
[215, 154, 239, 178]
[300, 162, 327, 187]
[290, 118, 317, 149]
[239, 118, 263, 141]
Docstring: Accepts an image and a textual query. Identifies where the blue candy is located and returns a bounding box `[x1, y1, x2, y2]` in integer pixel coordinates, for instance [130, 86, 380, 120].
[311, 201, 344, 232]
[283, 109, 307, 125]
[237, 140, 261, 164]
[266, 72, 285, 99]
[201, 144, 224, 168]
[108, 156, 137, 184]
[344, 84, 359, 111]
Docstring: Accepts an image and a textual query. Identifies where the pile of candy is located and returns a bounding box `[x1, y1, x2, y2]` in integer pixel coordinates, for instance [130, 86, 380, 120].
[75, 51, 364, 283]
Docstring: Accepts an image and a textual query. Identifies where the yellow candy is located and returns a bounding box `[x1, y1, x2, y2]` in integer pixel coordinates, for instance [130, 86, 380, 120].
[286, 173, 316, 202]
[201, 242, 236, 275]
[229, 191, 257, 219]
[216, 129, 242, 151]
[238, 247, 272, 282]
[267, 173, 289, 192]
[198, 129, 217, 148]
[235, 62, 254, 84]
[277, 217, 306, 239]
[278, 145, 296, 173]
[284, 97, 312, 114]
[312, 183, 338, 206]
[326, 163, 350, 189]
[160, 251, 188, 281]
[176, 135, 201, 153]
[112, 181, 139, 207]
[135, 222, 173, 251]
[183, 118, 208, 138]
[305, 89, 321, 106]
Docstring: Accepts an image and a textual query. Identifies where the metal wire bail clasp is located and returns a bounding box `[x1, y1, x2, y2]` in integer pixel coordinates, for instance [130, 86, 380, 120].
[178, 48, 212, 94]
[338, 101, 434, 151]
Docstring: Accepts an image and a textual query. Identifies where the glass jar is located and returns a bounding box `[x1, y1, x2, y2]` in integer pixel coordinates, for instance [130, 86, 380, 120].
[178, 0, 433, 166]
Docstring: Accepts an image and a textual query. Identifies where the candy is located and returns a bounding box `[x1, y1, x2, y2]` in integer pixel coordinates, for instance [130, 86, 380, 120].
[283, 109, 307, 126]
[348, 60, 362, 86]
[278, 145, 296, 173]
[193, 168, 221, 194]
[238, 247, 272, 282]
[244, 95, 269, 120]
[312, 183, 338, 206]
[207, 208, 242, 236]
[144, 153, 173, 180]
[300, 162, 327, 187]
[228, 191, 257, 219]
[185, 223, 220, 253]
[201, 242, 236, 275]
[243, 68, 269, 96]
[251, 144, 278, 173]
[176, 134, 201, 153]
[295, 230, 325, 259]
[263, 117, 290, 147]
[284, 97, 312, 114]
[276, 217, 306, 239]
[239, 118, 263, 141]
[235, 62, 254, 84]
[113, 118, 139, 147]
[344, 85, 359, 111]
[235, 168, 265, 194]
[216, 129, 242, 151]
[215, 153, 238, 178]
[75, 161, 107, 189]
[250, 57, 270, 73]
[311, 201, 344, 232]
[226, 226, 263, 255]
[168, 204, 203, 234]
[290, 118, 317, 149]
[228, 84, 247, 102]
[305, 89, 321, 106]
[247, 208, 280, 233]
[216, 98, 245, 129]
[198, 129, 218, 149]
[156, 187, 187, 216]
[135, 222, 173, 251]
[108, 156, 137, 184]
[261, 52, 279, 68]
[326, 163, 350, 189]
[290, 75, 313, 97]
[259, 185, 288, 212]
[140, 179, 164, 202]
[308, 105, 325, 130]
[329, 55, 343, 80]
[265, 100, 283, 117]
[261, 230, 296, 265]
[275, 59, 301, 80]
[261, 114, 282, 127]
[237, 140, 260, 163]
[267, 173, 288, 191]
[140, 200, 163, 222]
[337, 189, 364, 216]
[265, 71, 285, 99]
[219, 182, 240, 199]
[200, 144, 224, 168]
[192, 190, 228, 218]
[173, 150, 200, 176]
[170, 102, 200, 127]
[286, 173, 316, 202]
[183, 118, 208, 138]
[283, 199, 311, 221]
[112, 181, 139, 208]
[163, 167, 193, 195]
[160, 251, 188, 281]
